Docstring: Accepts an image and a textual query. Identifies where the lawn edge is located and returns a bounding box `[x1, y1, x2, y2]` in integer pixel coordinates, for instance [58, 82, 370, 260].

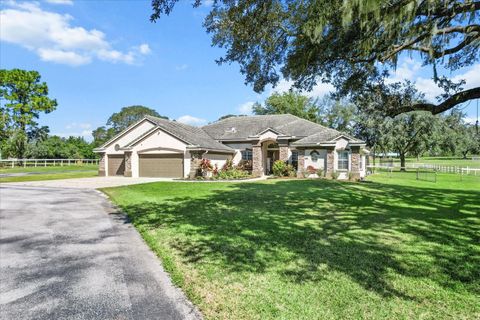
[99, 188, 205, 312]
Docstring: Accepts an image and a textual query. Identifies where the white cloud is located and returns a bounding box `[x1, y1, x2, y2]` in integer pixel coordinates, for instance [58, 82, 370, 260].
[238, 101, 255, 114]
[386, 57, 421, 83]
[37, 48, 91, 65]
[57, 122, 93, 140]
[44, 0, 74, 5]
[176, 115, 207, 126]
[464, 117, 478, 125]
[203, 0, 214, 7]
[271, 79, 335, 99]
[0, 2, 151, 66]
[138, 43, 151, 55]
[386, 59, 480, 102]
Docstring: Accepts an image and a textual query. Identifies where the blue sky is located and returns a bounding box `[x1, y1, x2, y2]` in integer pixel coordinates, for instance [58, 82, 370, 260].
[1, 0, 479, 140]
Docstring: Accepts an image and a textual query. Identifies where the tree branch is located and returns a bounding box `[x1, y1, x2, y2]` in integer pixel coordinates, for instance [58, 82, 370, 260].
[390, 87, 480, 115]
[417, 1, 480, 17]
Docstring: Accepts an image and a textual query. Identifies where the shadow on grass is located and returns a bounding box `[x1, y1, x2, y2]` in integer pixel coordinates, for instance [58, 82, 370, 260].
[119, 180, 480, 299]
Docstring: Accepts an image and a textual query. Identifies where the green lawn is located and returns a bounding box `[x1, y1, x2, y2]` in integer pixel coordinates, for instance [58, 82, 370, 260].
[102, 175, 480, 320]
[390, 156, 480, 168]
[0, 164, 98, 174]
[0, 170, 98, 183]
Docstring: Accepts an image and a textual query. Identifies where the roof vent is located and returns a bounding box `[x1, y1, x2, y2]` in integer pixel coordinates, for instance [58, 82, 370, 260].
[226, 127, 237, 133]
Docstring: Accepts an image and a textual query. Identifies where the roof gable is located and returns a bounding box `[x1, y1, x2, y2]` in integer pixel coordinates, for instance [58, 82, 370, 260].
[96, 118, 157, 150]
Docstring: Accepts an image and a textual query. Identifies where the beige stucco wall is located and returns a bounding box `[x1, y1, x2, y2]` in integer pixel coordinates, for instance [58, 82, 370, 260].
[202, 152, 231, 170]
[104, 120, 156, 154]
[304, 149, 327, 171]
[258, 130, 278, 142]
[223, 143, 252, 166]
[130, 128, 189, 178]
[103, 120, 157, 176]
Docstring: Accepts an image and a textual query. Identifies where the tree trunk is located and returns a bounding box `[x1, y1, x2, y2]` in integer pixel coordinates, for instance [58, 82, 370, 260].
[400, 153, 406, 171]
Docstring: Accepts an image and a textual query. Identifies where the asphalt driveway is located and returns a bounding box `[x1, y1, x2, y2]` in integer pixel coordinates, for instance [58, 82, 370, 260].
[2, 176, 172, 189]
[0, 185, 201, 320]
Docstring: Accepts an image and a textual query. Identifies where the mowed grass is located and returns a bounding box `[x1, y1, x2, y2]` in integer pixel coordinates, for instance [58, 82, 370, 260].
[398, 156, 480, 168]
[102, 175, 480, 320]
[0, 171, 98, 183]
[0, 164, 98, 174]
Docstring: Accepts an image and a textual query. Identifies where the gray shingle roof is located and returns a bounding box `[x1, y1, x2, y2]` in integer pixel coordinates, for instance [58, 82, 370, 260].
[292, 131, 363, 146]
[144, 115, 234, 152]
[202, 114, 364, 145]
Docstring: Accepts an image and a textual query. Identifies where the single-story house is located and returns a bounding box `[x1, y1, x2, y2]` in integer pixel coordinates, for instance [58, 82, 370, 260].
[93, 114, 368, 179]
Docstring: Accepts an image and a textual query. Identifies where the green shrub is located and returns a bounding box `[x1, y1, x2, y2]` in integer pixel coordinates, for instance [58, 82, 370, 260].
[331, 171, 340, 180]
[316, 169, 324, 177]
[273, 160, 296, 177]
[348, 171, 354, 180]
[272, 160, 287, 177]
[217, 167, 250, 180]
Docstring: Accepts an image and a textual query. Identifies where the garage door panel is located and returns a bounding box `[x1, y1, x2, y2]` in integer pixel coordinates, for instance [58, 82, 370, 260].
[108, 155, 125, 176]
[139, 154, 183, 178]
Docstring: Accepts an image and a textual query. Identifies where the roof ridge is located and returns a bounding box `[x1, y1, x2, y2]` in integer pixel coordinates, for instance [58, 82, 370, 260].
[203, 113, 297, 127]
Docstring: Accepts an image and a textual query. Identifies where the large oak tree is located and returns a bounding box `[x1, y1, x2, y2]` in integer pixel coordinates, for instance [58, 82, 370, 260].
[151, 0, 480, 115]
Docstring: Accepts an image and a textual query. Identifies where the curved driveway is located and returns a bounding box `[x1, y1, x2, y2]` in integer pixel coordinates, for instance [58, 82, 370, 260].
[0, 184, 200, 320]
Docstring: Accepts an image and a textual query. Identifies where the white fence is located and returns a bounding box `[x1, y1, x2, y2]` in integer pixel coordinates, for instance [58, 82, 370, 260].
[0, 158, 99, 169]
[367, 164, 480, 176]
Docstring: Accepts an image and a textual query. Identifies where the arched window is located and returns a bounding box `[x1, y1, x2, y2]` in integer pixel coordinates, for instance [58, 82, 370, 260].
[310, 150, 319, 162]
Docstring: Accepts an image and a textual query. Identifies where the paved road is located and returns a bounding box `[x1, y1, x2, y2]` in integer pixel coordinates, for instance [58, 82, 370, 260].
[0, 185, 201, 320]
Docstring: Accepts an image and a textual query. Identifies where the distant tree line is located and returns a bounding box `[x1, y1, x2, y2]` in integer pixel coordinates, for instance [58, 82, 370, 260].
[1, 68, 167, 159]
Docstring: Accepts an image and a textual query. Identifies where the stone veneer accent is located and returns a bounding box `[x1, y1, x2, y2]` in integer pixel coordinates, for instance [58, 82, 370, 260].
[189, 151, 203, 178]
[279, 146, 289, 162]
[98, 153, 106, 176]
[124, 151, 132, 177]
[326, 148, 334, 178]
[350, 146, 361, 180]
[252, 145, 263, 176]
[296, 149, 305, 177]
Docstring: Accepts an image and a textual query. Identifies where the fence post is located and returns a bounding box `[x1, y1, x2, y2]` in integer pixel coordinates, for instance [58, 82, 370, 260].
[416, 168, 419, 180]
[11, 160, 14, 169]
[44, 160, 47, 167]
[24, 160, 26, 168]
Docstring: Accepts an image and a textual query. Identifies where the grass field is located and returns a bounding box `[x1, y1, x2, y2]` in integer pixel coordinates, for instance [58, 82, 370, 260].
[0, 164, 99, 183]
[103, 174, 480, 320]
[386, 156, 480, 168]
[0, 170, 98, 183]
[0, 164, 98, 174]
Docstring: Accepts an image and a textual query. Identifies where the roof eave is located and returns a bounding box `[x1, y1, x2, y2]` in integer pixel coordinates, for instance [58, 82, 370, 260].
[186, 146, 235, 154]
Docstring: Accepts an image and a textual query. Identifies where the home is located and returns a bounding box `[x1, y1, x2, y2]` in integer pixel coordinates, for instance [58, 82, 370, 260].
[93, 114, 368, 179]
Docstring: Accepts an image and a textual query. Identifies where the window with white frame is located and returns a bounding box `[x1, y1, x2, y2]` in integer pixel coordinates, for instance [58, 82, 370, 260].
[241, 149, 253, 161]
[338, 151, 349, 170]
[359, 155, 363, 171]
[310, 150, 319, 162]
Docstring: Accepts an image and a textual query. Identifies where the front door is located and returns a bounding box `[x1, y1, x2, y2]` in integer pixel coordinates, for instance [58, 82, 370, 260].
[266, 150, 279, 174]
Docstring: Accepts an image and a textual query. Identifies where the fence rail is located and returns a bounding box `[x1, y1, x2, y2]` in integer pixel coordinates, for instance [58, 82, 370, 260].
[0, 158, 99, 169]
[367, 164, 480, 176]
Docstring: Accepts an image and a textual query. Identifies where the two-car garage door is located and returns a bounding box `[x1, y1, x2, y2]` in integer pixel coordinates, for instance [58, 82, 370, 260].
[139, 154, 183, 178]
